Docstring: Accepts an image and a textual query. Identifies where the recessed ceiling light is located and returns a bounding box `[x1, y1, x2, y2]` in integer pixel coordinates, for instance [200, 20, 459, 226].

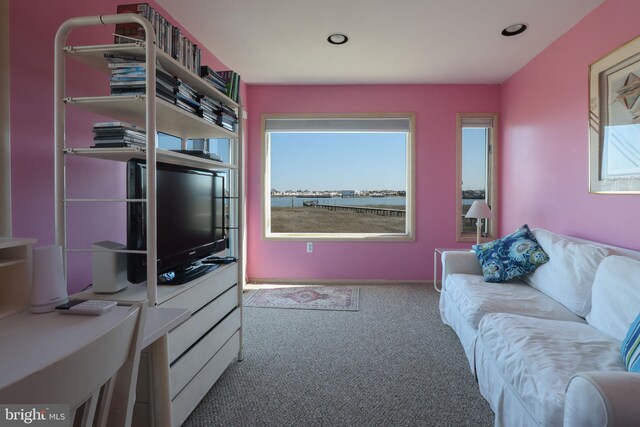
[501, 23, 528, 37]
[327, 33, 349, 45]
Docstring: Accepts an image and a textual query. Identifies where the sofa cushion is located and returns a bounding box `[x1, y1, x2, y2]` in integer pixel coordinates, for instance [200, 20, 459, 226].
[622, 312, 640, 372]
[524, 229, 609, 318]
[472, 224, 549, 283]
[445, 273, 584, 328]
[477, 313, 625, 426]
[588, 256, 640, 341]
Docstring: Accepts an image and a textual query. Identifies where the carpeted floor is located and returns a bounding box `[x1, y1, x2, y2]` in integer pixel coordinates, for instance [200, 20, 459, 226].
[182, 284, 494, 426]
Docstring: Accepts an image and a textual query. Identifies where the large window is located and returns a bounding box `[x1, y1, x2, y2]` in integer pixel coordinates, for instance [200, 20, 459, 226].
[263, 114, 415, 240]
[457, 113, 498, 242]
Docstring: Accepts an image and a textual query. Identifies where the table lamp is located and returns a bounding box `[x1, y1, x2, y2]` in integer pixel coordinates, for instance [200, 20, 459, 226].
[465, 200, 493, 245]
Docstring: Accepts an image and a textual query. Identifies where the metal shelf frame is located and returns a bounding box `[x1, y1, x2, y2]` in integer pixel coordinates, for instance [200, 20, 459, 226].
[55, 13, 159, 305]
[54, 13, 244, 309]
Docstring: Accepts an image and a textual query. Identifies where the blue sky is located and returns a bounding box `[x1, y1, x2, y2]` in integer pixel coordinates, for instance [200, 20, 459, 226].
[269, 129, 488, 192]
[461, 128, 488, 191]
[270, 132, 406, 191]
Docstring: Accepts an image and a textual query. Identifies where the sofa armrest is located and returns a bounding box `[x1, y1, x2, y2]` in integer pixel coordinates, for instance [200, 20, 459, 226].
[564, 371, 640, 427]
[441, 251, 481, 286]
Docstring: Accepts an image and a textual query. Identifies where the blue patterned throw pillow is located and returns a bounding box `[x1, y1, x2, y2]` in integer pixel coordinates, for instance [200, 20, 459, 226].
[622, 312, 640, 372]
[473, 224, 549, 283]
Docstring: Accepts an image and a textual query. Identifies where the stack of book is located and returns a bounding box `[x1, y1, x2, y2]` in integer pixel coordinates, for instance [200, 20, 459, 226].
[104, 53, 178, 102]
[175, 79, 201, 116]
[200, 66, 227, 95]
[219, 104, 238, 132]
[114, 3, 201, 75]
[199, 95, 221, 125]
[92, 122, 146, 148]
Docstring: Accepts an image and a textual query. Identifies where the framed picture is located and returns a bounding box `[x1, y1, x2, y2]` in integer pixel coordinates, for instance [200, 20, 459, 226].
[589, 35, 640, 193]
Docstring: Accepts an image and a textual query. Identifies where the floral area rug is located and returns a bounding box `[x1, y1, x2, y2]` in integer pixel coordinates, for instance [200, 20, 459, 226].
[243, 286, 359, 311]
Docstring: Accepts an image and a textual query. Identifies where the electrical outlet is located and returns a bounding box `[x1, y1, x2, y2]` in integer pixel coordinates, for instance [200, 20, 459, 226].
[306, 242, 313, 253]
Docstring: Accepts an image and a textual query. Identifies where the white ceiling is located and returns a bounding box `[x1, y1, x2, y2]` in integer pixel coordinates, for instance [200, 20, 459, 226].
[156, 0, 604, 85]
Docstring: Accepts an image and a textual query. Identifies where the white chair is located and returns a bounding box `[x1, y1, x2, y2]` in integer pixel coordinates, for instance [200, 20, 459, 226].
[0, 303, 147, 427]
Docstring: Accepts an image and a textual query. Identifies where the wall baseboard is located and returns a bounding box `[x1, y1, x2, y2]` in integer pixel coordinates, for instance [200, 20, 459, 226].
[246, 277, 432, 286]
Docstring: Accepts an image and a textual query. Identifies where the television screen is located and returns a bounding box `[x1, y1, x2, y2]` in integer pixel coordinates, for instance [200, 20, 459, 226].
[127, 159, 226, 284]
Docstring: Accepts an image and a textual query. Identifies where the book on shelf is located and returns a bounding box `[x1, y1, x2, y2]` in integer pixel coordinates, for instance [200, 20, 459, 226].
[114, 3, 201, 74]
[176, 99, 199, 115]
[200, 66, 228, 94]
[90, 142, 145, 149]
[93, 131, 145, 139]
[218, 70, 241, 103]
[93, 121, 141, 129]
[103, 52, 145, 65]
[93, 137, 145, 145]
[92, 121, 147, 148]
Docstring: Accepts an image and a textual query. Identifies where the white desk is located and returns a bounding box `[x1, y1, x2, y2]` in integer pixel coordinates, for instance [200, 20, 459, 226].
[0, 306, 189, 424]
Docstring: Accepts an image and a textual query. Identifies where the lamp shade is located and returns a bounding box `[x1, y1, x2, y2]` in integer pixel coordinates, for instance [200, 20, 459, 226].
[465, 200, 493, 219]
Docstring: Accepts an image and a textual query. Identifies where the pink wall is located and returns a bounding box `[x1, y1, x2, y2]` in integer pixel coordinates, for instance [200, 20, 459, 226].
[500, 0, 640, 250]
[18, 0, 633, 286]
[246, 84, 500, 281]
[9, 0, 236, 293]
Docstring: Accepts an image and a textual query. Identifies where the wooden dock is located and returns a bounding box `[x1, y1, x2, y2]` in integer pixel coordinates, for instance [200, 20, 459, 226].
[303, 201, 405, 217]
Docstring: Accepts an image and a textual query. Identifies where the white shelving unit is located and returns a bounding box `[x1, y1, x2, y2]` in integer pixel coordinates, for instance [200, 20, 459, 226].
[54, 13, 244, 426]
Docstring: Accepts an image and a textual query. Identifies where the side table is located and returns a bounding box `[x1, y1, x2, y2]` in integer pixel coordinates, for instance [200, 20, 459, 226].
[433, 248, 472, 292]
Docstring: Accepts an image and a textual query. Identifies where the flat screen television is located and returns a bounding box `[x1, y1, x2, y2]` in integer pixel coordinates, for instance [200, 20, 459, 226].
[127, 159, 227, 284]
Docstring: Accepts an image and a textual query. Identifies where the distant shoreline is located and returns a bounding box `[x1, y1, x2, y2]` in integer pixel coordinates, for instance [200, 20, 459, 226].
[270, 206, 405, 233]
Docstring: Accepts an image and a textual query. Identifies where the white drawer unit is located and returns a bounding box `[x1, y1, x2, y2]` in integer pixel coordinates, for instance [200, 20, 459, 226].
[158, 266, 240, 426]
[168, 285, 239, 362]
[170, 308, 240, 399]
[172, 330, 241, 426]
[161, 263, 238, 312]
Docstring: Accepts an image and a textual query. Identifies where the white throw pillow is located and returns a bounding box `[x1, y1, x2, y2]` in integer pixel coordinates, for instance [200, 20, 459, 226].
[588, 256, 640, 341]
[523, 229, 609, 317]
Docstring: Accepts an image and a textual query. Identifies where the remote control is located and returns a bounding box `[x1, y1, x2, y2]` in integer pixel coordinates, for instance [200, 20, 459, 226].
[55, 299, 117, 316]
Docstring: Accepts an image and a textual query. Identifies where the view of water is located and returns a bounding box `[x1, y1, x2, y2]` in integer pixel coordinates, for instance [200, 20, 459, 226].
[271, 197, 482, 208]
[271, 196, 406, 208]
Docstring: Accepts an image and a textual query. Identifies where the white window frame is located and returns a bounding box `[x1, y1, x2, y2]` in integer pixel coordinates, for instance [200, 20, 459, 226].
[262, 113, 415, 241]
[456, 113, 498, 243]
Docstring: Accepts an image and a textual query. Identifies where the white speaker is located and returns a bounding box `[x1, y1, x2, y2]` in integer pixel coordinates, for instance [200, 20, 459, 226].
[29, 245, 69, 313]
[92, 241, 129, 294]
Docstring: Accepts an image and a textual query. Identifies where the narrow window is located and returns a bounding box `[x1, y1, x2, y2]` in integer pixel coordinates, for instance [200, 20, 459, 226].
[456, 114, 498, 242]
[263, 114, 415, 241]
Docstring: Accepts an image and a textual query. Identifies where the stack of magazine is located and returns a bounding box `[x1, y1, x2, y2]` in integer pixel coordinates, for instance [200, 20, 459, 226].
[102, 53, 238, 132]
[105, 53, 178, 102]
[200, 66, 227, 95]
[199, 95, 221, 125]
[219, 104, 238, 132]
[175, 79, 201, 115]
[92, 122, 146, 148]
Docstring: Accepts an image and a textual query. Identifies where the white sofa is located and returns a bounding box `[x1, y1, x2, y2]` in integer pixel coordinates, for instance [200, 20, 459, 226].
[439, 228, 640, 426]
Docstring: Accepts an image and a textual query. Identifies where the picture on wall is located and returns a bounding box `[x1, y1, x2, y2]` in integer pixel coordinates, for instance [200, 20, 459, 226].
[589, 35, 640, 193]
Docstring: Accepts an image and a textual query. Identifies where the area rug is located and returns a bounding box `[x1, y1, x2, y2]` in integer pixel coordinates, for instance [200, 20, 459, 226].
[243, 286, 359, 311]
